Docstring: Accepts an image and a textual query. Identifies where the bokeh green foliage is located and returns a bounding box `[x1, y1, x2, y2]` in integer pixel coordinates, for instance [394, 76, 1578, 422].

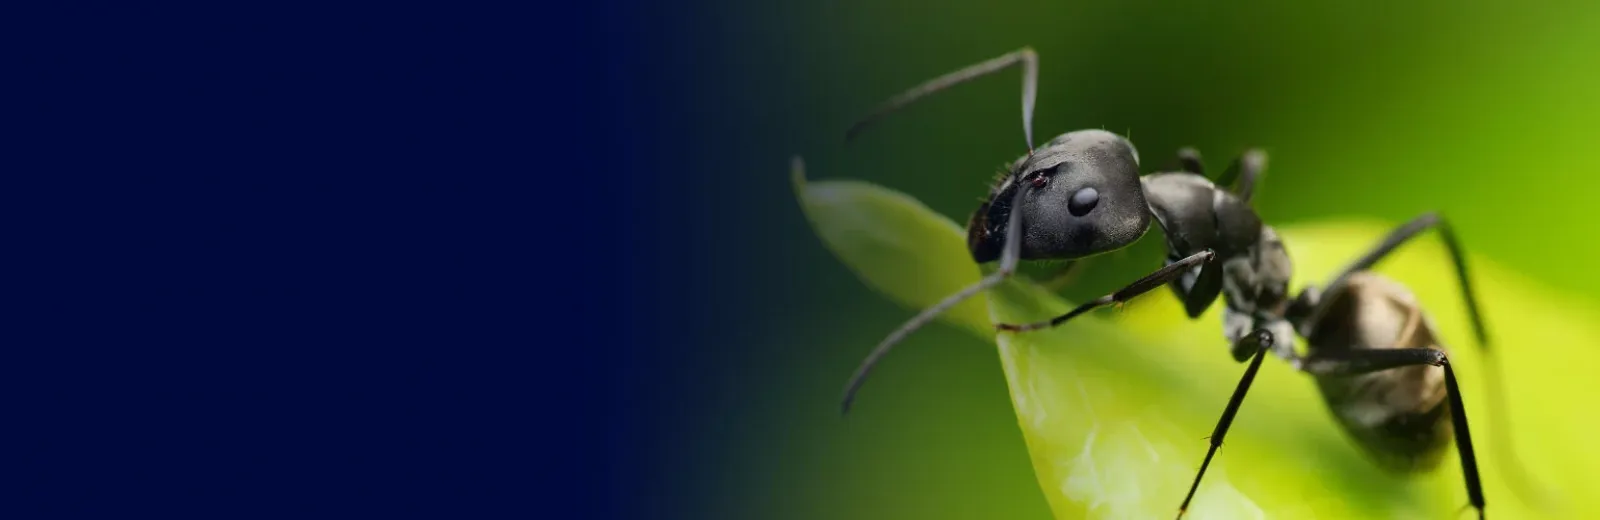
[795, 166, 1600, 518]
[671, 1, 1600, 519]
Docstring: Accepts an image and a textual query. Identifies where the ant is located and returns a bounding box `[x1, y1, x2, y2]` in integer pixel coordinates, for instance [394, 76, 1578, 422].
[826, 47, 1496, 519]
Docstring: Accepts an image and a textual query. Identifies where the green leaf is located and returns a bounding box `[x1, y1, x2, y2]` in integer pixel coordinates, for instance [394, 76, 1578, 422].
[791, 157, 989, 337]
[796, 171, 1599, 519]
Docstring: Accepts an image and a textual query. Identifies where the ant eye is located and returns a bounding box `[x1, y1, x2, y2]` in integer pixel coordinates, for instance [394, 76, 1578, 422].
[1068, 187, 1099, 216]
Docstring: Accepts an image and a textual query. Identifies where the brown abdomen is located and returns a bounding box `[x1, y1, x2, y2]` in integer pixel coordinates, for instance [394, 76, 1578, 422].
[1305, 272, 1453, 473]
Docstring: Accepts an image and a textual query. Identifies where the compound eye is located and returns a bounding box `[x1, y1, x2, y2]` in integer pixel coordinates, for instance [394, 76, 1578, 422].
[1068, 187, 1099, 216]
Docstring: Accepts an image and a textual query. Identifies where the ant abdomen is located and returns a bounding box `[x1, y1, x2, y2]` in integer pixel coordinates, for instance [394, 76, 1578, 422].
[1304, 272, 1455, 472]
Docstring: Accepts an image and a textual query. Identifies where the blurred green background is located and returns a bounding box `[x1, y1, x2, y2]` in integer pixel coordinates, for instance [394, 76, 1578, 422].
[658, 1, 1600, 518]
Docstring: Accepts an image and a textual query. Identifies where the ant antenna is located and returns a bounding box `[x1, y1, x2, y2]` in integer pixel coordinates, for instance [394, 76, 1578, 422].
[845, 47, 1039, 151]
[840, 186, 1028, 414]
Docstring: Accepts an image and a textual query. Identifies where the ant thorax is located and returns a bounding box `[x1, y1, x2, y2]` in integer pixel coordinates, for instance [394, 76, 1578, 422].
[1144, 171, 1296, 361]
[1219, 226, 1297, 361]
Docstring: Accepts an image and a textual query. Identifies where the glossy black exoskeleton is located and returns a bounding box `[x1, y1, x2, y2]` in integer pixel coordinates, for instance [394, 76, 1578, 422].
[803, 47, 1512, 519]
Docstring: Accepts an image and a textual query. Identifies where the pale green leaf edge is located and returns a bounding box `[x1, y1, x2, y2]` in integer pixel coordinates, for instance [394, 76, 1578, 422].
[791, 159, 990, 337]
[794, 171, 1597, 520]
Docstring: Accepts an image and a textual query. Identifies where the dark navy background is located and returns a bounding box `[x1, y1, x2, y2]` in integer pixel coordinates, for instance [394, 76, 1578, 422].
[17, 1, 1600, 519]
[9, 2, 702, 517]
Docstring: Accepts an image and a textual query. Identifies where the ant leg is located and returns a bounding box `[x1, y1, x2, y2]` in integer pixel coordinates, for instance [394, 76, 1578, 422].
[1177, 329, 1274, 519]
[1180, 258, 1225, 319]
[1298, 348, 1485, 520]
[1303, 212, 1486, 346]
[1297, 212, 1531, 503]
[1210, 149, 1267, 202]
[845, 48, 1039, 150]
[838, 186, 1029, 414]
[996, 249, 1216, 332]
[1174, 147, 1205, 175]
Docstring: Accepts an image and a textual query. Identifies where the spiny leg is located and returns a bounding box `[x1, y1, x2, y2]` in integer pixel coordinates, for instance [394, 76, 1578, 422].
[1297, 348, 1484, 519]
[995, 249, 1215, 332]
[1210, 149, 1267, 202]
[845, 48, 1039, 150]
[1177, 329, 1274, 519]
[838, 185, 1030, 414]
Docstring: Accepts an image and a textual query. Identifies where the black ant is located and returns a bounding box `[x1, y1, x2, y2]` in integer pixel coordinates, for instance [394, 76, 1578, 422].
[824, 47, 1497, 519]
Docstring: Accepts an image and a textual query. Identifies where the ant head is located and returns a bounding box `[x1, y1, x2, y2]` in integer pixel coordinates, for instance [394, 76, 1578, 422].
[967, 129, 1151, 263]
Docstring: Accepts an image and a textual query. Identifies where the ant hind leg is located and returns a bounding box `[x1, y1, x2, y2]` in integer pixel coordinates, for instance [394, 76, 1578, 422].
[1298, 348, 1485, 520]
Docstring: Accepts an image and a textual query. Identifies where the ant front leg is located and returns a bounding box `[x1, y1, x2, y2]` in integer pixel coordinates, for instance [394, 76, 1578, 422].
[1299, 348, 1485, 520]
[995, 249, 1215, 332]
